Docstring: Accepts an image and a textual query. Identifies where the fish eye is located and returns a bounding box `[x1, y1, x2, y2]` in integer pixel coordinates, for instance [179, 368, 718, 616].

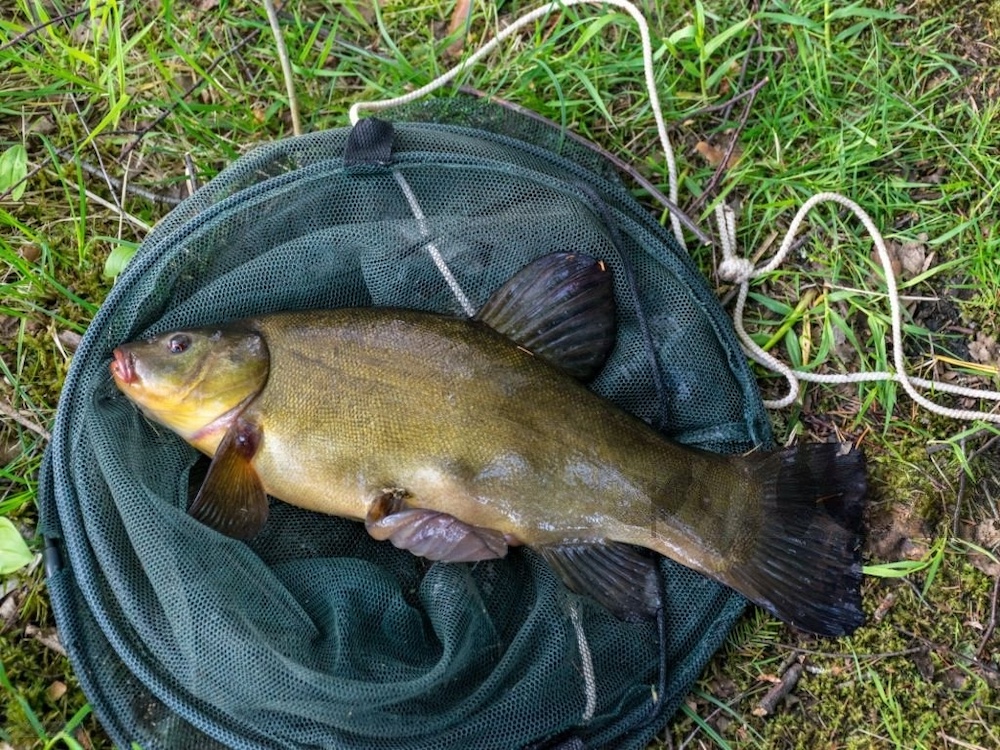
[167, 334, 191, 354]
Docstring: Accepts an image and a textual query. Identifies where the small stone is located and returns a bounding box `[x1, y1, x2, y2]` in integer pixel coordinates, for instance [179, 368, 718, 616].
[47, 680, 67, 701]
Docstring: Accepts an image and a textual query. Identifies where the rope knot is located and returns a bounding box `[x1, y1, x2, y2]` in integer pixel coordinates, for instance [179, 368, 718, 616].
[718, 257, 755, 284]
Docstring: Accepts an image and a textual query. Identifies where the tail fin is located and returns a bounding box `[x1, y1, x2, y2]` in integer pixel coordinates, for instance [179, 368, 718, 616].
[726, 442, 867, 637]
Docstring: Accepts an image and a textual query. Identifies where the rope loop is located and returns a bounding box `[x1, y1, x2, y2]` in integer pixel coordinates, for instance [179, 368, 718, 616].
[717, 257, 755, 284]
[717, 195, 1000, 424]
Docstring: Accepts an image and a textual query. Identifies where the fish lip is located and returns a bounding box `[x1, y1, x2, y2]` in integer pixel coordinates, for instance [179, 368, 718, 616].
[110, 347, 136, 385]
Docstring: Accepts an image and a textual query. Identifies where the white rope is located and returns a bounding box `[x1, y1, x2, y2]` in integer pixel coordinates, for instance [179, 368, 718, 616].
[716, 195, 1000, 422]
[568, 601, 597, 723]
[349, 0, 687, 247]
[392, 171, 476, 316]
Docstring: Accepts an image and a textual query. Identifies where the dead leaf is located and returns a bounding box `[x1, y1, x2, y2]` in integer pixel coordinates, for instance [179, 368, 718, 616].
[866, 501, 933, 560]
[444, 0, 473, 59]
[969, 332, 998, 364]
[0, 591, 20, 630]
[57, 329, 82, 355]
[883, 234, 929, 281]
[957, 518, 1000, 576]
[25, 624, 66, 656]
[694, 139, 742, 169]
[873, 591, 897, 622]
[75, 728, 95, 750]
[879, 242, 904, 280]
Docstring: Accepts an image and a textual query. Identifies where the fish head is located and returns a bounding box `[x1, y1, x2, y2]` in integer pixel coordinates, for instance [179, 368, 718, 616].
[110, 326, 269, 441]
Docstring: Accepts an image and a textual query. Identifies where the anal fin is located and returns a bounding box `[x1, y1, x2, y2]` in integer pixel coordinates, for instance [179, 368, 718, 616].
[188, 419, 268, 539]
[534, 541, 661, 622]
[365, 489, 508, 563]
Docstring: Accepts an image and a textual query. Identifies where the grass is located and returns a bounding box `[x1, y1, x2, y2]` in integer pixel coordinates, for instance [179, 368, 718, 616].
[2, 0, 1000, 747]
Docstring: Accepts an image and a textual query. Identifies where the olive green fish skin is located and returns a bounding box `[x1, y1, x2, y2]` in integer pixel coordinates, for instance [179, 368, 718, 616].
[112, 277, 866, 635]
[208, 309, 757, 577]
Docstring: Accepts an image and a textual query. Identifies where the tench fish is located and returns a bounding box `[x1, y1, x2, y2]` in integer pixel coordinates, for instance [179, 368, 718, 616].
[110, 253, 866, 636]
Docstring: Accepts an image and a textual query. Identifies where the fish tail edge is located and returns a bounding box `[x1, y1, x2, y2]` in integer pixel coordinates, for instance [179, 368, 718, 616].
[726, 442, 867, 637]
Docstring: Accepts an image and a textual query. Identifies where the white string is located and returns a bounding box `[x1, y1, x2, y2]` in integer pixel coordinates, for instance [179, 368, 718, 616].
[392, 171, 476, 317]
[716, 195, 1000, 422]
[568, 601, 597, 723]
[349, 0, 687, 247]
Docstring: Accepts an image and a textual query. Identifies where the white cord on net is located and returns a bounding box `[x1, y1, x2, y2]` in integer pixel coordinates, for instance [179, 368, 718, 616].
[568, 601, 597, 723]
[716, 194, 1000, 422]
[393, 171, 477, 317]
[349, 0, 687, 248]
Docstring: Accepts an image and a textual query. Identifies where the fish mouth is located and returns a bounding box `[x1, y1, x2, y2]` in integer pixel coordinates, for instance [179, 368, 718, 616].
[110, 348, 136, 385]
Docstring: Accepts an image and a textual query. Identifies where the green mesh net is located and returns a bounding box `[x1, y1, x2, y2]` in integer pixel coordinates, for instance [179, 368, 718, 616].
[40, 101, 773, 749]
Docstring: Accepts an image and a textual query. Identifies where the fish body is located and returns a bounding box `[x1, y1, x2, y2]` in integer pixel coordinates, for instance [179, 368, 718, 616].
[111, 254, 866, 635]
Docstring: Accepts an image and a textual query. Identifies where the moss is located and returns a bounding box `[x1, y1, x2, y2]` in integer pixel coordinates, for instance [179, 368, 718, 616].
[667, 547, 1000, 748]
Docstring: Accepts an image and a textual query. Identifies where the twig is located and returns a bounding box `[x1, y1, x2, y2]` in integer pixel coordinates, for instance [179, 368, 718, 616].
[3, 147, 183, 205]
[954, 431, 1000, 536]
[72, 96, 119, 206]
[72, 152, 183, 205]
[721, 1, 762, 123]
[873, 590, 898, 622]
[679, 80, 769, 121]
[79, 187, 151, 232]
[976, 573, 1000, 659]
[687, 76, 768, 215]
[940, 733, 992, 750]
[895, 625, 1000, 677]
[777, 642, 926, 661]
[455, 86, 713, 245]
[121, 27, 261, 157]
[263, 0, 302, 136]
[0, 158, 49, 202]
[752, 659, 804, 717]
[0, 400, 51, 441]
[70, 95, 128, 232]
[966, 430, 1000, 463]
[0, 5, 90, 54]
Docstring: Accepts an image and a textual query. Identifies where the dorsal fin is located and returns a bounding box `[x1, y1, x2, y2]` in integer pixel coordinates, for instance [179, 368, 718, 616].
[474, 253, 616, 380]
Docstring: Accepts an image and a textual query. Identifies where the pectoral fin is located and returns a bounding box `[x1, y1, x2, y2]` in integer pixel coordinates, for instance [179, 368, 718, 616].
[534, 541, 662, 622]
[365, 489, 508, 562]
[475, 252, 616, 380]
[188, 419, 268, 539]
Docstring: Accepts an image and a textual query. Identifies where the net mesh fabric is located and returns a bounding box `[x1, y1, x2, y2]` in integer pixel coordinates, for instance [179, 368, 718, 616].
[41, 102, 772, 749]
